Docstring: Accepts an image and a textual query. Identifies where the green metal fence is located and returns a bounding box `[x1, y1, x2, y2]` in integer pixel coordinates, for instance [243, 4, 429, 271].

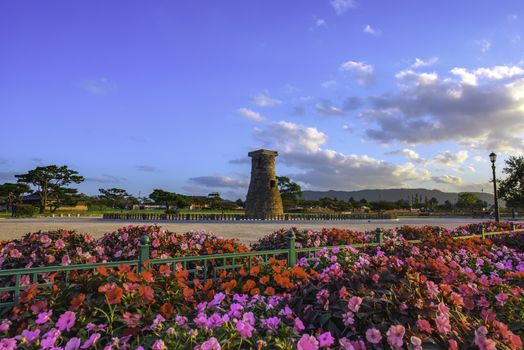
[102, 212, 395, 221]
[1, 223, 522, 310]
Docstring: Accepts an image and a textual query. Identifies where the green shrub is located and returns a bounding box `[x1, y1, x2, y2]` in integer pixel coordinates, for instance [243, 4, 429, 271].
[165, 208, 179, 214]
[16, 204, 39, 217]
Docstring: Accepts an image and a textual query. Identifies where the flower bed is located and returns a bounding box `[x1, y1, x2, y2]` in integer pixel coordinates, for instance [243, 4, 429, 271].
[0, 223, 523, 349]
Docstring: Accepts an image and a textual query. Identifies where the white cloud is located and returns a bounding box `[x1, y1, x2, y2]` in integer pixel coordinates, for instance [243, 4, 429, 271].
[314, 18, 327, 28]
[401, 148, 423, 162]
[316, 102, 345, 116]
[432, 150, 469, 166]
[396, 69, 439, 85]
[507, 14, 518, 21]
[411, 57, 438, 68]
[238, 108, 265, 122]
[189, 176, 248, 188]
[364, 65, 524, 152]
[81, 78, 116, 95]
[330, 0, 356, 15]
[248, 119, 432, 190]
[321, 80, 337, 88]
[340, 60, 374, 85]
[363, 24, 381, 36]
[476, 39, 492, 53]
[432, 175, 463, 185]
[252, 93, 282, 107]
[474, 156, 483, 162]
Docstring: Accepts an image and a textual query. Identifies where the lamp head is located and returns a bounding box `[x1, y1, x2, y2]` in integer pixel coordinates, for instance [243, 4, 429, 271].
[489, 152, 497, 163]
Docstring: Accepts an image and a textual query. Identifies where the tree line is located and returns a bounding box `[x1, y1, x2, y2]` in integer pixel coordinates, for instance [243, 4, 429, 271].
[0, 156, 523, 216]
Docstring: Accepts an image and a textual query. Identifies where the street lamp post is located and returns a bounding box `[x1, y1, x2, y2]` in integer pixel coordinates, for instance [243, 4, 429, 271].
[489, 152, 500, 223]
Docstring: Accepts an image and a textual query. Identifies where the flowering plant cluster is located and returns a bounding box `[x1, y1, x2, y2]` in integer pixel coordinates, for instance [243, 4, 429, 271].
[0, 223, 522, 349]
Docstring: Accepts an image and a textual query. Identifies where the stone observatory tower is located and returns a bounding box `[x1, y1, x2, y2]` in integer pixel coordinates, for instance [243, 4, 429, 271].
[245, 149, 284, 219]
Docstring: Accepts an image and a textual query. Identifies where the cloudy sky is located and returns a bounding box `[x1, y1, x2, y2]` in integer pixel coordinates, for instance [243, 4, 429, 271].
[1, 1, 523, 199]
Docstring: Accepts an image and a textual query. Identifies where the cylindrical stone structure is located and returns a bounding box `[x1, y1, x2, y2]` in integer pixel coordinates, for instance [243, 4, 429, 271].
[245, 149, 284, 219]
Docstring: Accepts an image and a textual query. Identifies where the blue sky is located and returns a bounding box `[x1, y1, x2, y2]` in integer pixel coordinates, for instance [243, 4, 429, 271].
[1, 1, 523, 199]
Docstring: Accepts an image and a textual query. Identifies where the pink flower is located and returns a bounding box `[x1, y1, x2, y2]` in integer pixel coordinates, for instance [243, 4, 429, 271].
[9, 249, 21, 258]
[436, 314, 451, 334]
[386, 325, 405, 349]
[495, 292, 508, 306]
[410, 336, 422, 350]
[448, 339, 458, 350]
[199, 337, 221, 350]
[55, 239, 65, 249]
[347, 296, 363, 313]
[61, 255, 71, 266]
[56, 311, 76, 331]
[317, 332, 334, 348]
[0, 338, 17, 350]
[365, 328, 382, 344]
[416, 319, 433, 334]
[474, 327, 496, 350]
[151, 340, 166, 350]
[297, 334, 319, 350]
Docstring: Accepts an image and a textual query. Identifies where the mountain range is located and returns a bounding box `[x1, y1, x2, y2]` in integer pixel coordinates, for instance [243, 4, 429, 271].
[302, 188, 495, 205]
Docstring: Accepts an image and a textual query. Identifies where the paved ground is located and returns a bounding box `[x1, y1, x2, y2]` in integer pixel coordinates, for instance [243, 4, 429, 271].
[0, 217, 487, 244]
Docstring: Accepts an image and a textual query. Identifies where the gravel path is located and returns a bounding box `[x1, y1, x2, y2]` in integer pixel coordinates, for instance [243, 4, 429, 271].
[0, 217, 487, 244]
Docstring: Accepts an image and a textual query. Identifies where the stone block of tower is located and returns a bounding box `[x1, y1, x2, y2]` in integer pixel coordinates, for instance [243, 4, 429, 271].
[245, 149, 284, 219]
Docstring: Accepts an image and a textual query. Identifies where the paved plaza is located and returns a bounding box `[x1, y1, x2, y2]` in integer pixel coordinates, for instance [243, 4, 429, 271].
[0, 217, 487, 244]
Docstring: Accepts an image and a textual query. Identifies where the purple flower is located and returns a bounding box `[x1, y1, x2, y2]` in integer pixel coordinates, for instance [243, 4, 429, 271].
[236, 319, 254, 339]
[242, 312, 255, 326]
[317, 332, 334, 348]
[198, 337, 221, 350]
[65, 338, 82, 350]
[81, 333, 100, 349]
[61, 255, 71, 265]
[36, 311, 53, 325]
[297, 334, 319, 350]
[365, 328, 382, 344]
[228, 303, 243, 318]
[294, 317, 305, 332]
[19, 329, 40, 344]
[56, 311, 76, 331]
[261, 316, 280, 331]
[0, 321, 10, 332]
[40, 329, 61, 349]
[0, 338, 16, 350]
[151, 340, 166, 350]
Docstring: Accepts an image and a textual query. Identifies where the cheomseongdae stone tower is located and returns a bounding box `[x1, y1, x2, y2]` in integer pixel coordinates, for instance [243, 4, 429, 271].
[245, 149, 284, 219]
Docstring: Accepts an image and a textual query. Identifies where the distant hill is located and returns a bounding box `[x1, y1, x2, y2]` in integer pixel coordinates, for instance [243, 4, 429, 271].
[302, 188, 495, 205]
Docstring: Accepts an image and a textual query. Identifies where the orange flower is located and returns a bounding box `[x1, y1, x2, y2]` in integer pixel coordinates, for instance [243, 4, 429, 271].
[242, 279, 256, 293]
[183, 287, 194, 302]
[127, 272, 141, 282]
[265, 287, 275, 295]
[250, 266, 260, 276]
[97, 266, 110, 277]
[159, 265, 171, 277]
[99, 283, 123, 305]
[221, 279, 237, 293]
[70, 293, 86, 310]
[160, 303, 175, 319]
[118, 264, 131, 273]
[259, 276, 270, 285]
[238, 268, 248, 277]
[138, 285, 155, 304]
[141, 270, 154, 283]
[291, 266, 309, 279]
[250, 287, 260, 295]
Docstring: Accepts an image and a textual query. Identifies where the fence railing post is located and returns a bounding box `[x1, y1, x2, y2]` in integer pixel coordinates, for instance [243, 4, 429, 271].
[480, 224, 485, 240]
[375, 228, 383, 244]
[510, 222, 515, 231]
[138, 235, 150, 273]
[287, 230, 296, 267]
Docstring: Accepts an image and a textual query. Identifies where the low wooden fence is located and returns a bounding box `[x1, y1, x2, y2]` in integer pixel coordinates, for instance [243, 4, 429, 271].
[102, 212, 394, 221]
[1, 224, 522, 310]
